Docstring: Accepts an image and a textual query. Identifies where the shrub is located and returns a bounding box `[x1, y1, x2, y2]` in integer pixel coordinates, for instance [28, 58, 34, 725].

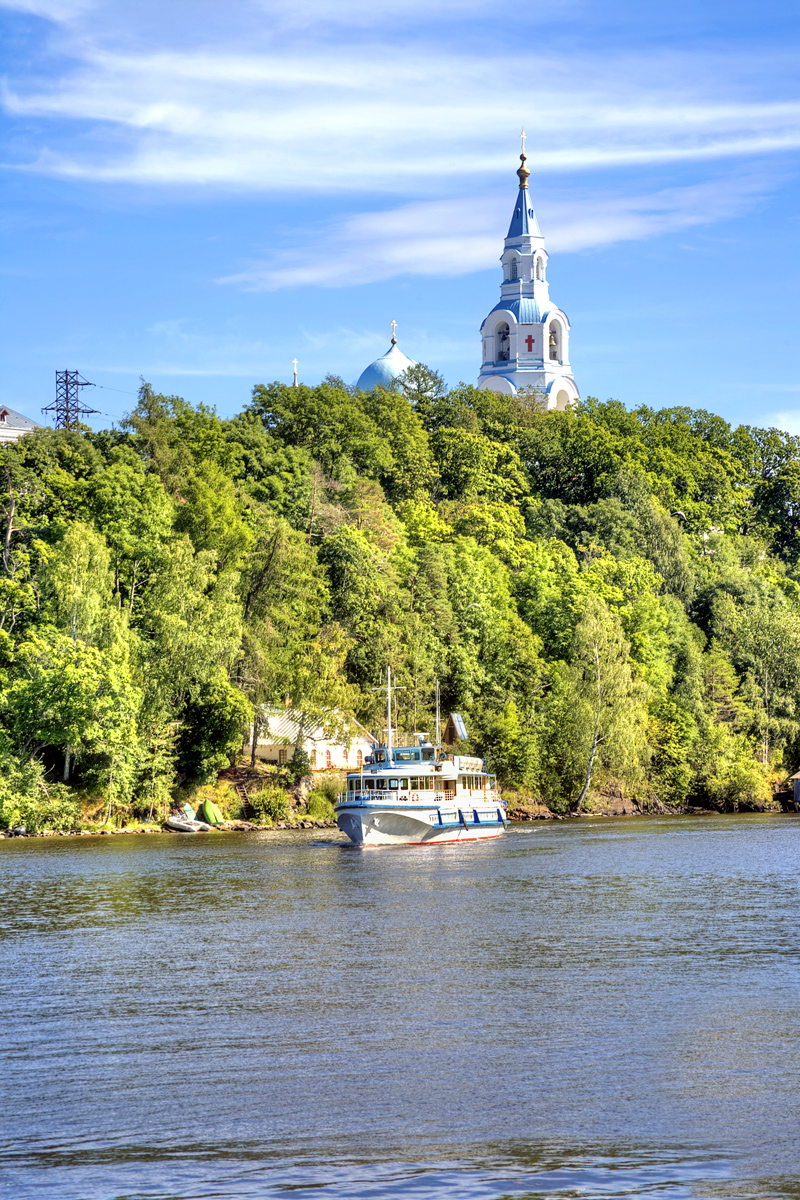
[249, 784, 290, 824]
[287, 749, 310, 781]
[304, 789, 335, 819]
[0, 754, 81, 832]
[311, 775, 342, 804]
[10, 788, 81, 834]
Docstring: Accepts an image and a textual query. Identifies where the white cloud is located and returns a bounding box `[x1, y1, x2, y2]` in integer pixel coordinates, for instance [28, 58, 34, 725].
[760, 409, 800, 436]
[220, 175, 772, 289]
[0, 0, 96, 16]
[2, 38, 800, 193]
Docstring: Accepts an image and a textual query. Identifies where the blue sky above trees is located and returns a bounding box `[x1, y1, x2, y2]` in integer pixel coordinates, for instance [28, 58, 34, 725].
[1, 0, 799, 428]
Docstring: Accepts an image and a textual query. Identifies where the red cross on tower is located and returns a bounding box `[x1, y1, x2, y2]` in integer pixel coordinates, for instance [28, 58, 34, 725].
[525, 335, 535, 352]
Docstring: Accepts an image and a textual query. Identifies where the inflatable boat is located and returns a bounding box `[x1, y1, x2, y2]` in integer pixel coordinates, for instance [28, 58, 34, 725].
[164, 816, 214, 834]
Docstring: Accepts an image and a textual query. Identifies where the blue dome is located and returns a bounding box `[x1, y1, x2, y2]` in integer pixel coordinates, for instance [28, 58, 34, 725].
[356, 342, 416, 392]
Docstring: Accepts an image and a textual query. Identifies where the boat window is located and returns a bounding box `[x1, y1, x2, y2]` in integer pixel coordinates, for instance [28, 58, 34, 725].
[421, 748, 434, 761]
[398, 778, 408, 790]
[394, 750, 420, 762]
[389, 778, 399, 789]
[458, 774, 465, 789]
[348, 779, 354, 792]
[375, 750, 386, 763]
[364, 779, 374, 790]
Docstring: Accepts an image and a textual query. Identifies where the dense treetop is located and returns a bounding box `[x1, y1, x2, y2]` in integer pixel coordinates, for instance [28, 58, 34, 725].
[3, 367, 800, 825]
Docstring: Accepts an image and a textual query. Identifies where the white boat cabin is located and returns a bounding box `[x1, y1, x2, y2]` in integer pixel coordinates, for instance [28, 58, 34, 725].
[345, 744, 498, 805]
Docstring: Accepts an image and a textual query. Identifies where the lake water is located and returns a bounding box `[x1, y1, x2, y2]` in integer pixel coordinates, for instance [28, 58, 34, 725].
[2, 815, 800, 1200]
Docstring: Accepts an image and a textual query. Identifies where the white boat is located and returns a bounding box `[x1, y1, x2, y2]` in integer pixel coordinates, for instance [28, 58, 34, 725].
[336, 669, 506, 847]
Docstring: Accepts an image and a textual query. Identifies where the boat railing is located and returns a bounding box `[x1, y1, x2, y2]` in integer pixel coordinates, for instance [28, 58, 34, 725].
[338, 787, 504, 807]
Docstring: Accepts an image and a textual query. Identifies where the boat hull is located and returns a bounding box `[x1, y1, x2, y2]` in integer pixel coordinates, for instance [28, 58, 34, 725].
[336, 804, 505, 846]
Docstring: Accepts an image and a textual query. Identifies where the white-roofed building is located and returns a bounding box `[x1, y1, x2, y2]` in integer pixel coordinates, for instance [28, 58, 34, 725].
[245, 706, 377, 771]
[0, 406, 42, 444]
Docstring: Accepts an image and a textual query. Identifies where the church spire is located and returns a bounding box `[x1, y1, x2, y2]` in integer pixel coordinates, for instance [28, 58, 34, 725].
[507, 133, 541, 240]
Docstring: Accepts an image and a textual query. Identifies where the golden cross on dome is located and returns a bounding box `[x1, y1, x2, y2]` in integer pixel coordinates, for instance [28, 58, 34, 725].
[517, 129, 530, 188]
[292, 358, 298, 387]
[391, 319, 397, 345]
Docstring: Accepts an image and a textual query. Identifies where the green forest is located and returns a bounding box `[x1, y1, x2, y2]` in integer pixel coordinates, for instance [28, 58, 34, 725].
[2, 366, 800, 830]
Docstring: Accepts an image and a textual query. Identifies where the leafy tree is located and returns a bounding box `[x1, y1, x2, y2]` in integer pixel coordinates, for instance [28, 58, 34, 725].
[545, 597, 648, 811]
[177, 673, 253, 785]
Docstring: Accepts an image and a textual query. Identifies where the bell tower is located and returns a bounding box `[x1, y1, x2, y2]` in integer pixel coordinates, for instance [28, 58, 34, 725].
[477, 135, 579, 408]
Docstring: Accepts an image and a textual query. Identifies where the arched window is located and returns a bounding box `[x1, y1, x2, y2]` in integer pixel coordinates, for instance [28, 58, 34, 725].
[535, 257, 544, 281]
[510, 258, 518, 280]
[357, 749, 363, 768]
[325, 749, 332, 769]
[549, 323, 560, 362]
[496, 322, 510, 362]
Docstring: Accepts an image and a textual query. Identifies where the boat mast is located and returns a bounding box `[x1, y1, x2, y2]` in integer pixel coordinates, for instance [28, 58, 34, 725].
[387, 665, 393, 755]
[435, 678, 441, 748]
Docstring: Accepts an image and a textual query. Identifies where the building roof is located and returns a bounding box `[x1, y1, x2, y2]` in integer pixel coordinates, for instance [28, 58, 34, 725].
[0, 406, 41, 431]
[506, 188, 542, 240]
[487, 297, 542, 325]
[256, 706, 377, 746]
[355, 341, 416, 392]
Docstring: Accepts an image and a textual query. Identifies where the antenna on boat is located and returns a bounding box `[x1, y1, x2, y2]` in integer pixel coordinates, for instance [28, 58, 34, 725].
[371, 666, 406, 757]
[435, 678, 441, 748]
[387, 665, 393, 756]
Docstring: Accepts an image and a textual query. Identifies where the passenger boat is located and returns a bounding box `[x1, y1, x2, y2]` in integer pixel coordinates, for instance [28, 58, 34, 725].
[336, 670, 507, 846]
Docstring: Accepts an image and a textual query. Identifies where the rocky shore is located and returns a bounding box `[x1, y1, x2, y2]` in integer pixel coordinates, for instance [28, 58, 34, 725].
[1, 818, 341, 839]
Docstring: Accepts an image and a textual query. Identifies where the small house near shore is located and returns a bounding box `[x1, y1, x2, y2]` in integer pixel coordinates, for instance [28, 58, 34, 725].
[245, 707, 377, 771]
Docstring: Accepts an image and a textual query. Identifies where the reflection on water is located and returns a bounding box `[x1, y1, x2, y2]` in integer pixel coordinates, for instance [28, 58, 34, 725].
[2, 816, 800, 1199]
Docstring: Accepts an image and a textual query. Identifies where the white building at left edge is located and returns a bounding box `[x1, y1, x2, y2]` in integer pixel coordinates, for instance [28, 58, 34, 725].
[245, 707, 377, 771]
[0, 406, 41, 444]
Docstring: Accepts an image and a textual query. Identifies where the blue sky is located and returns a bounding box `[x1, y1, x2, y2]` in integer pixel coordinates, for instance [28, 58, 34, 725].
[1, 0, 799, 432]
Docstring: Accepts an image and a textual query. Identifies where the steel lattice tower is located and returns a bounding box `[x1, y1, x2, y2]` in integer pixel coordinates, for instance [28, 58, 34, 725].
[42, 371, 100, 430]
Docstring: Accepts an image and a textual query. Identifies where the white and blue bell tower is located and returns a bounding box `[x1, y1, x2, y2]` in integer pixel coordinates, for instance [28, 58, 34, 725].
[477, 140, 579, 408]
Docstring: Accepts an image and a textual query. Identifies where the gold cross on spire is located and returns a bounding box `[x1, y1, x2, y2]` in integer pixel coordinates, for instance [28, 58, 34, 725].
[517, 129, 530, 189]
[391, 319, 397, 345]
[292, 357, 298, 387]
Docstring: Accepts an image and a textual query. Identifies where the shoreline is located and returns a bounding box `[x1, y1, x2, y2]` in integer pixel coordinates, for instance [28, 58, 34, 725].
[3, 809, 797, 840]
[0, 818, 340, 839]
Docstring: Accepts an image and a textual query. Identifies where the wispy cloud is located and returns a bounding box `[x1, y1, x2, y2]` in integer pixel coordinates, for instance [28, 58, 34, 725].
[2, 36, 800, 193]
[221, 175, 772, 289]
[761, 409, 800, 436]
